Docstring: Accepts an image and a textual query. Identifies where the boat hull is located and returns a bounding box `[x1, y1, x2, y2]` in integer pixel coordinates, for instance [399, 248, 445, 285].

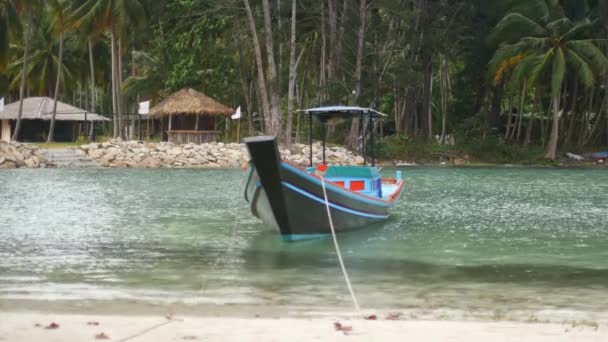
[244, 136, 400, 241]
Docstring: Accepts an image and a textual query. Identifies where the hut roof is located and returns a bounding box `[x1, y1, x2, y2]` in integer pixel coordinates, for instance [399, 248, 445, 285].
[150, 88, 233, 117]
[0, 97, 110, 121]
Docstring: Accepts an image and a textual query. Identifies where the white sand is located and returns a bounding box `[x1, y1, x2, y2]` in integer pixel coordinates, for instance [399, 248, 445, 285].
[0, 312, 605, 342]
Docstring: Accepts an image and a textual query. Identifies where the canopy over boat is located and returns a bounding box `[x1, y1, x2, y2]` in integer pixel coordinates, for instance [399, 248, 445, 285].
[299, 106, 387, 123]
[299, 106, 386, 167]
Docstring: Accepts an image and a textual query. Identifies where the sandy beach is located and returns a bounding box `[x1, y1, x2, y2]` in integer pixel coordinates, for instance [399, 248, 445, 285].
[0, 312, 605, 342]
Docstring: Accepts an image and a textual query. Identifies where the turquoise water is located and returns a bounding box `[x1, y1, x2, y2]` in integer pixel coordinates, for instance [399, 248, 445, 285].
[0, 167, 607, 318]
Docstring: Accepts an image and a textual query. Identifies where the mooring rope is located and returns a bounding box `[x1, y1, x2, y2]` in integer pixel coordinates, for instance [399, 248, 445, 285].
[320, 176, 361, 312]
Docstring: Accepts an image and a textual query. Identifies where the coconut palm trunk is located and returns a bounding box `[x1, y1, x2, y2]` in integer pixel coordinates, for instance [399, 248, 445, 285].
[545, 94, 561, 160]
[261, 0, 281, 136]
[347, 0, 367, 150]
[88, 39, 96, 140]
[47, 33, 64, 142]
[118, 37, 125, 139]
[284, 0, 297, 146]
[12, 22, 31, 141]
[88, 39, 96, 112]
[111, 31, 118, 138]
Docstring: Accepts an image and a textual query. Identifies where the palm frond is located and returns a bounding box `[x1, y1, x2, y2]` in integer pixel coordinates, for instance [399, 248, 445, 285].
[567, 40, 608, 75]
[499, 0, 552, 22]
[565, 49, 594, 88]
[551, 48, 565, 97]
[529, 48, 555, 86]
[489, 13, 547, 45]
[488, 42, 530, 82]
[511, 54, 542, 85]
[546, 17, 573, 36]
[560, 19, 593, 40]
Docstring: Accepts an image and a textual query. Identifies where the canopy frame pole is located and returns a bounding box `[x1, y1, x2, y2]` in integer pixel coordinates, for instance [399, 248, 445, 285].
[308, 113, 313, 167]
[322, 121, 326, 165]
[370, 112, 375, 167]
[360, 112, 366, 166]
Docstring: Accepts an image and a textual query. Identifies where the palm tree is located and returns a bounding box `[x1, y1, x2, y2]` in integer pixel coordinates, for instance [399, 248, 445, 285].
[72, 0, 147, 139]
[47, 0, 70, 142]
[6, 12, 73, 96]
[489, 0, 608, 159]
[0, 0, 21, 73]
[11, 0, 41, 141]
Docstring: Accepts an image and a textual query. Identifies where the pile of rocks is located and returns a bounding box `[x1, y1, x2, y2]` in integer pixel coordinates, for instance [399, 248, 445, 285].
[79, 139, 364, 168]
[0, 141, 50, 169]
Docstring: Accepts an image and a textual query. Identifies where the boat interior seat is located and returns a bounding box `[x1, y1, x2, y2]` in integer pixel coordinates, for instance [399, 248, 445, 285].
[322, 165, 381, 179]
[306, 165, 382, 197]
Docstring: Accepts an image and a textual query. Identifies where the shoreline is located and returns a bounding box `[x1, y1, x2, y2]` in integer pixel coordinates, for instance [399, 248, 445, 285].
[1, 311, 605, 342]
[2, 140, 606, 169]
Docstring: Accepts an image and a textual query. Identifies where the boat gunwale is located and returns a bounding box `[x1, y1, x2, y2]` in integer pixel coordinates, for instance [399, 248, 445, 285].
[281, 161, 404, 207]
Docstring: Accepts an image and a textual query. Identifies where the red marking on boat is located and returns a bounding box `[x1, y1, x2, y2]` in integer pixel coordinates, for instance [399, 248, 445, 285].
[349, 180, 365, 191]
[281, 161, 404, 204]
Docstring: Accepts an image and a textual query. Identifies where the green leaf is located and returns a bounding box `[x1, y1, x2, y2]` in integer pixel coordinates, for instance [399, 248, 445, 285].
[566, 40, 608, 75]
[529, 48, 555, 86]
[565, 50, 594, 88]
[551, 48, 565, 98]
[489, 13, 547, 45]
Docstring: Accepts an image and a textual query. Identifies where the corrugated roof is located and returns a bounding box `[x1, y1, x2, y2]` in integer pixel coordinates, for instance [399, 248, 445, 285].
[0, 97, 110, 121]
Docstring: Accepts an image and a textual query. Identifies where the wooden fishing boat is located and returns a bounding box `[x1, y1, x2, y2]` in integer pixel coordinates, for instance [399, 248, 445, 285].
[243, 106, 404, 241]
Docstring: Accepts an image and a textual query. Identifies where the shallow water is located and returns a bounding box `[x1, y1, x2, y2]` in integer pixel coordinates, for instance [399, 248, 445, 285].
[1, 167, 607, 318]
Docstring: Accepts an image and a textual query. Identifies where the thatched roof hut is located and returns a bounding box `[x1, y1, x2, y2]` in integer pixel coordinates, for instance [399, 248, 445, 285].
[150, 88, 233, 117]
[149, 88, 234, 144]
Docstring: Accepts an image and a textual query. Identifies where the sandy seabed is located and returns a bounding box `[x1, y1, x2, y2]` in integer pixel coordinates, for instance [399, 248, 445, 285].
[0, 312, 606, 342]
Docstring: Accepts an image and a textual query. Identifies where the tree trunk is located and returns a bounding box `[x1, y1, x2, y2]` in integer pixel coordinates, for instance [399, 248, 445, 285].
[515, 79, 527, 142]
[285, 0, 297, 146]
[47, 33, 64, 143]
[565, 80, 578, 145]
[111, 31, 118, 138]
[505, 90, 514, 140]
[327, 0, 338, 82]
[277, 0, 283, 91]
[261, 0, 281, 136]
[336, 0, 348, 75]
[545, 94, 561, 160]
[439, 56, 448, 143]
[524, 91, 539, 147]
[12, 22, 32, 141]
[88, 39, 96, 113]
[489, 80, 504, 132]
[117, 37, 125, 139]
[237, 37, 254, 136]
[605, 74, 608, 144]
[243, 0, 272, 133]
[319, 1, 327, 103]
[347, 0, 367, 149]
[421, 50, 433, 141]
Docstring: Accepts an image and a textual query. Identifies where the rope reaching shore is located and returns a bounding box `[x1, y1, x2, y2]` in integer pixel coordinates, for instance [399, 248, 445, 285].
[320, 176, 361, 312]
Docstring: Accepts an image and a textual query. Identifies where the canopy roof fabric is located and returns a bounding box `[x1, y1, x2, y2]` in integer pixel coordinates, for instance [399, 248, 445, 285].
[150, 88, 234, 117]
[0, 97, 109, 121]
[299, 106, 388, 122]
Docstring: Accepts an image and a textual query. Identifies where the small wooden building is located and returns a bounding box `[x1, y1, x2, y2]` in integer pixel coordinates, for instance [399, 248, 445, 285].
[0, 97, 110, 142]
[150, 88, 233, 144]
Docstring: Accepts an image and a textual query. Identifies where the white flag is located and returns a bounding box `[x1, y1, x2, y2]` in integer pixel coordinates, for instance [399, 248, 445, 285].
[0, 97, 4, 112]
[138, 100, 150, 115]
[231, 106, 242, 120]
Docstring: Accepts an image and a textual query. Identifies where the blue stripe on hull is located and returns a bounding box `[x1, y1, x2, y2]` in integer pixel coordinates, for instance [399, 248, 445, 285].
[281, 181, 389, 219]
[280, 162, 392, 208]
[282, 234, 331, 241]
